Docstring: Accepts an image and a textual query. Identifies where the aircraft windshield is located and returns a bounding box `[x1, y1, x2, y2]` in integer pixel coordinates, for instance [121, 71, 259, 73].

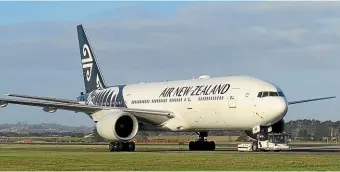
[257, 91, 285, 98]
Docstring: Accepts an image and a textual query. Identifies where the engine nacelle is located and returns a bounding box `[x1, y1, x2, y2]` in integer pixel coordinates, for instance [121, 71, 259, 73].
[43, 106, 57, 113]
[0, 101, 8, 108]
[96, 111, 139, 141]
[271, 119, 285, 133]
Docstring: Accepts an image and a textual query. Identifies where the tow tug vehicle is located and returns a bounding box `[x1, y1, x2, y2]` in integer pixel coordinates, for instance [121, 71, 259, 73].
[237, 132, 292, 152]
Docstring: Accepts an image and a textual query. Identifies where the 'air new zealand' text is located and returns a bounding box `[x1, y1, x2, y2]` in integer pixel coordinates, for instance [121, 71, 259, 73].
[159, 84, 230, 97]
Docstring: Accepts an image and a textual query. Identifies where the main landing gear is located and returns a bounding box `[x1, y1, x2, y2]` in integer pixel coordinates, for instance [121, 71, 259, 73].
[189, 131, 216, 151]
[109, 141, 135, 152]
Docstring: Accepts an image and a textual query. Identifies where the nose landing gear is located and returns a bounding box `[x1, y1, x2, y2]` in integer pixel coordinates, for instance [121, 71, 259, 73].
[189, 131, 215, 151]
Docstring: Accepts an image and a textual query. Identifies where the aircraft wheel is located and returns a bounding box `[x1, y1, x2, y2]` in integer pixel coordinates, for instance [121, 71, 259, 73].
[115, 142, 123, 151]
[189, 141, 195, 150]
[189, 132, 215, 151]
[189, 141, 215, 151]
[195, 141, 203, 150]
[109, 142, 114, 152]
[209, 141, 216, 150]
[127, 142, 135, 151]
[252, 141, 258, 152]
[109, 142, 128, 152]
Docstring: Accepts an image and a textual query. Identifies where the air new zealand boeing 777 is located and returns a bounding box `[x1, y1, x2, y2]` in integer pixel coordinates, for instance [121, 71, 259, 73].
[0, 25, 335, 152]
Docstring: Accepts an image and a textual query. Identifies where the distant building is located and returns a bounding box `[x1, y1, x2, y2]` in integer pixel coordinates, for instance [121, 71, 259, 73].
[84, 134, 93, 138]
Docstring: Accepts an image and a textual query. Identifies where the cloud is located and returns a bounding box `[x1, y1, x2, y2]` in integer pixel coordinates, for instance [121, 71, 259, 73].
[1, 1, 340, 125]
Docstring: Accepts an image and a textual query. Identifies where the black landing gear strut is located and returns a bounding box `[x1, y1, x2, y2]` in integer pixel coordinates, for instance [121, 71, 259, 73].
[189, 131, 215, 151]
[109, 141, 135, 152]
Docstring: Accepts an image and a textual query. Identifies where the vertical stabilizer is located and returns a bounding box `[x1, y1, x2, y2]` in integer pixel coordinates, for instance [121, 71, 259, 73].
[77, 24, 107, 93]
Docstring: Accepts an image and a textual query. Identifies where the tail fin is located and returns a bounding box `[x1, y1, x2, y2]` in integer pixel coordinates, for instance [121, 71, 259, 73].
[77, 24, 107, 93]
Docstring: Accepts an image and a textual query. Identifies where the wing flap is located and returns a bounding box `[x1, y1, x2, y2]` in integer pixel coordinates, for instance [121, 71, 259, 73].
[288, 96, 336, 105]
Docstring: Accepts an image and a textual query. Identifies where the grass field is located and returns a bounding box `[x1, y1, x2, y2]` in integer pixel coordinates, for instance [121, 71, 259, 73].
[0, 144, 340, 170]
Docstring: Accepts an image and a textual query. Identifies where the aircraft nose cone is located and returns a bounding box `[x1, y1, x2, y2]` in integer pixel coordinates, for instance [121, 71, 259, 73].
[268, 98, 288, 123]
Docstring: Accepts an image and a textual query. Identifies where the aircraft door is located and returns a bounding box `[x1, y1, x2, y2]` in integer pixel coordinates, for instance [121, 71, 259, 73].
[229, 88, 239, 108]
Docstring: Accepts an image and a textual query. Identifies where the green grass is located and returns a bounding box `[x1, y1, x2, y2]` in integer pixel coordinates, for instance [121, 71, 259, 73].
[0, 144, 339, 170]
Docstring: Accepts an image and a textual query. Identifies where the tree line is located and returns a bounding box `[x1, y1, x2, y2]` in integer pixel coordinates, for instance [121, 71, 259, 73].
[91, 119, 340, 142]
[1, 119, 339, 142]
[284, 119, 340, 141]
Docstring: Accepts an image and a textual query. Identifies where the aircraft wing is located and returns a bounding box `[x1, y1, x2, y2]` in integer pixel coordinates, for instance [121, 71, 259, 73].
[288, 96, 336, 105]
[5, 93, 79, 104]
[0, 98, 174, 126]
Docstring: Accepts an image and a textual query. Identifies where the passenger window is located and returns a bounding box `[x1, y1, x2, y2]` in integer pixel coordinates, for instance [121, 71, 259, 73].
[257, 92, 262, 98]
[263, 92, 269, 97]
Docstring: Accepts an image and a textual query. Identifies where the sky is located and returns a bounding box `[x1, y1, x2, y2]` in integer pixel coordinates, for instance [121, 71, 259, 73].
[0, 1, 340, 127]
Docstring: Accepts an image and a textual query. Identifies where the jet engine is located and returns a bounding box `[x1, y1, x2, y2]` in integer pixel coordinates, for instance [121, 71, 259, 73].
[43, 106, 57, 113]
[96, 111, 139, 141]
[271, 119, 285, 133]
[245, 119, 285, 139]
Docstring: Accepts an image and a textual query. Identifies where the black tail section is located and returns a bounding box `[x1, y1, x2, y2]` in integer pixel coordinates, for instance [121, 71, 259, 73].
[77, 24, 107, 93]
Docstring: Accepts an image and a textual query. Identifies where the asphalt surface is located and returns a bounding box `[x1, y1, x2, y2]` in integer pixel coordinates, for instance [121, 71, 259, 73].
[1, 142, 338, 147]
[2, 142, 340, 154]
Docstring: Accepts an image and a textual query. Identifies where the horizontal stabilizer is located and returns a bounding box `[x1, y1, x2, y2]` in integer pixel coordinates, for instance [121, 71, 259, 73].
[288, 96, 336, 105]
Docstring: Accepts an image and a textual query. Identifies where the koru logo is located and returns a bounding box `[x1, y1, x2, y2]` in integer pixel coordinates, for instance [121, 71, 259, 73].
[96, 74, 103, 89]
[82, 44, 93, 82]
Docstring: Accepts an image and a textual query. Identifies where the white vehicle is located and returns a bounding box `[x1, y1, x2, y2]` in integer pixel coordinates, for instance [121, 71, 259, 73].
[238, 133, 292, 152]
[0, 24, 335, 152]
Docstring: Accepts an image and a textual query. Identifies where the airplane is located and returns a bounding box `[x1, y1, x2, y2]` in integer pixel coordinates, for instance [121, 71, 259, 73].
[0, 24, 336, 152]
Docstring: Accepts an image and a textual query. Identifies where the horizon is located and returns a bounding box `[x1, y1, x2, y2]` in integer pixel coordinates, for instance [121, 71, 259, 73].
[0, 118, 338, 128]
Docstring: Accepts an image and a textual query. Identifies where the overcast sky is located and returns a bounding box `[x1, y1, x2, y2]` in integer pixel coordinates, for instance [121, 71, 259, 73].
[0, 1, 339, 127]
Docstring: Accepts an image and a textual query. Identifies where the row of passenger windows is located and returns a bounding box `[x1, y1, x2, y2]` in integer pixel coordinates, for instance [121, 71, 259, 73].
[153, 99, 167, 103]
[131, 100, 150, 104]
[257, 91, 285, 98]
[169, 98, 183, 102]
[131, 99, 166, 104]
[131, 98, 183, 104]
[132, 96, 225, 104]
[198, 96, 224, 101]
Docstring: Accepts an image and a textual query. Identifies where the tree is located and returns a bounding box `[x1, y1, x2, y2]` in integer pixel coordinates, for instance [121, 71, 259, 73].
[298, 129, 311, 140]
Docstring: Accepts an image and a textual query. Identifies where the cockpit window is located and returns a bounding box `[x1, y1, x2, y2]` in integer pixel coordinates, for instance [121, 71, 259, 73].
[278, 92, 284, 97]
[257, 91, 285, 98]
[263, 92, 269, 97]
[269, 92, 278, 96]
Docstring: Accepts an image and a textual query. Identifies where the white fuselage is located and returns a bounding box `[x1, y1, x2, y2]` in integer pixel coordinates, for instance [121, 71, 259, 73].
[88, 75, 288, 132]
